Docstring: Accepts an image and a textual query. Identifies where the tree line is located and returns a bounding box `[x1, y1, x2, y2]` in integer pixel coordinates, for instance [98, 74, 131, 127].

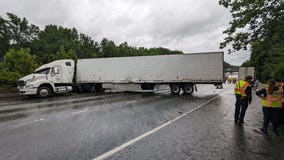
[219, 0, 284, 82]
[0, 13, 182, 86]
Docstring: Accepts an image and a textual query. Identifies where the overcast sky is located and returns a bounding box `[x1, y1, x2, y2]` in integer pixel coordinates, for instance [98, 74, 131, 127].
[0, 0, 250, 65]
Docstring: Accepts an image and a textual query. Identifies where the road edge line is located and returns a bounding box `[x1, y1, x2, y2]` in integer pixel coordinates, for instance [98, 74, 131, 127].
[93, 91, 226, 160]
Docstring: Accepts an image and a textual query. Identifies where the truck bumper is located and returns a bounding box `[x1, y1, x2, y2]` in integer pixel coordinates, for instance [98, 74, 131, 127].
[19, 88, 37, 96]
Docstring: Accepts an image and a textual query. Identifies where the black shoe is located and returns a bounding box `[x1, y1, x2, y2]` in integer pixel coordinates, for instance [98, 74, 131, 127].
[260, 128, 268, 134]
[234, 120, 238, 124]
[238, 121, 244, 126]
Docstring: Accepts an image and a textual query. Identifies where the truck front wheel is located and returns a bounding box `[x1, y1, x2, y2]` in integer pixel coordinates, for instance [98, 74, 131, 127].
[37, 86, 51, 98]
[170, 84, 181, 94]
[182, 84, 194, 95]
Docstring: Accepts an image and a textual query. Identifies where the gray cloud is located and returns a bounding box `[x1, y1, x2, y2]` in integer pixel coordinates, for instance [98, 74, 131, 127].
[0, 0, 250, 65]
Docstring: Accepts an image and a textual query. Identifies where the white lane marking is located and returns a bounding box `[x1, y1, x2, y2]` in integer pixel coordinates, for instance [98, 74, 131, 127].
[33, 118, 44, 122]
[71, 110, 88, 115]
[93, 91, 226, 160]
[125, 101, 137, 104]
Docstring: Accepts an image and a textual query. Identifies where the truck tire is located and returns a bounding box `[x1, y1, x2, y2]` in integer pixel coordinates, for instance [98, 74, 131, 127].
[37, 86, 51, 98]
[88, 85, 96, 92]
[170, 84, 181, 94]
[182, 84, 194, 95]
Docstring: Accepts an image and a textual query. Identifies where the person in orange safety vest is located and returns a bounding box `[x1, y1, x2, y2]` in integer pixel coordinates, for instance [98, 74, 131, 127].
[256, 80, 283, 134]
[234, 75, 253, 125]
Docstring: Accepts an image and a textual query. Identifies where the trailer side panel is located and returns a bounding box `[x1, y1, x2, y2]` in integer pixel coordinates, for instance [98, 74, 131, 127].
[76, 52, 224, 84]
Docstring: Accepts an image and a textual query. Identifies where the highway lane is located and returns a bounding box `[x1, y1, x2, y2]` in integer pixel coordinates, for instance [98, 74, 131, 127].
[0, 84, 283, 160]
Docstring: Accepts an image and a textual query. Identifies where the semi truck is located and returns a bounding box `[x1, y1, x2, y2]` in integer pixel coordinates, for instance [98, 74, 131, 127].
[17, 52, 224, 97]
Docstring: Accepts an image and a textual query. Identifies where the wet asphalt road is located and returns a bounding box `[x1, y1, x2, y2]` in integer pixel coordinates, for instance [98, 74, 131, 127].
[0, 84, 284, 160]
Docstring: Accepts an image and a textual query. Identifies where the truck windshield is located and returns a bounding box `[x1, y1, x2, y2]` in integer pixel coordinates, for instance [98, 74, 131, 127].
[35, 68, 50, 74]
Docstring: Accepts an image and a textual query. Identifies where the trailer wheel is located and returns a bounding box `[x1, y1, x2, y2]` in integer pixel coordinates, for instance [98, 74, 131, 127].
[182, 84, 194, 95]
[88, 85, 96, 92]
[170, 84, 181, 94]
[37, 86, 51, 98]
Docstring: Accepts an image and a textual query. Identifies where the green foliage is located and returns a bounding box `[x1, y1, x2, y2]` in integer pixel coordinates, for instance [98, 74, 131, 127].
[31, 25, 78, 62]
[50, 46, 77, 61]
[31, 25, 100, 62]
[99, 38, 183, 58]
[0, 17, 10, 59]
[220, 0, 284, 82]
[76, 33, 99, 58]
[3, 48, 38, 75]
[248, 44, 284, 82]
[0, 13, 39, 58]
[100, 38, 117, 57]
[241, 60, 252, 67]
[0, 48, 38, 86]
[0, 70, 20, 86]
[219, 0, 283, 51]
[224, 61, 239, 71]
[272, 63, 284, 81]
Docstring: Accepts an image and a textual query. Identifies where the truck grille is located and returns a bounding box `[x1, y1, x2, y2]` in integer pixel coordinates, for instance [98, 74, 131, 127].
[17, 80, 26, 86]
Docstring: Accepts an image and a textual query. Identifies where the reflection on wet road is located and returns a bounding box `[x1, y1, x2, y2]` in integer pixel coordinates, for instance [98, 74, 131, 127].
[0, 84, 283, 160]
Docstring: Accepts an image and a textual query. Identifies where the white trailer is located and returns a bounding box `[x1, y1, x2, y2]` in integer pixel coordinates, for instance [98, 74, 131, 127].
[76, 52, 224, 94]
[17, 52, 224, 97]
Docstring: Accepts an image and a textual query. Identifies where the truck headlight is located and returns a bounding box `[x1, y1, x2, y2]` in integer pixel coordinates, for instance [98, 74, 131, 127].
[25, 84, 34, 89]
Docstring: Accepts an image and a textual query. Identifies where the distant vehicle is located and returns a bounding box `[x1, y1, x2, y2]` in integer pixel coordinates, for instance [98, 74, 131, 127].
[238, 67, 255, 80]
[17, 52, 224, 97]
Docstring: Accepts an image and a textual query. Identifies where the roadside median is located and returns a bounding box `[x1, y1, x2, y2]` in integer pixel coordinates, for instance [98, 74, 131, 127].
[0, 87, 19, 98]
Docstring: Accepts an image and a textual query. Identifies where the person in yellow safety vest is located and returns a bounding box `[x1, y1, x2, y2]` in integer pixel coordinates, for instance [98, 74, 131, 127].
[256, 80, 283, 134]
[234, 75, 253, 125]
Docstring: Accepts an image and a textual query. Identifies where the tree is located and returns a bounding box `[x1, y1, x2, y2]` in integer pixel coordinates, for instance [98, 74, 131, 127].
[100, 38, 117, 57]
[0, 48, 39, 86]
[0, 17, 10, 59]
[76, 33, 99, 58]
[31, 25, 79, 63]
[51, 46, 77, 61]
[219, 0, 283, 51]
[272, 63, 284, 81]
[2, 48, 38, 75]
[118, 42, 131, 57]
[224, 61, 239, 71]
[0, 69, 20, 86]
[220, 0, 284, 82]
[31, 25, 100, 62]
[6, 13, 39, 49]
[0, 13, 39, 59]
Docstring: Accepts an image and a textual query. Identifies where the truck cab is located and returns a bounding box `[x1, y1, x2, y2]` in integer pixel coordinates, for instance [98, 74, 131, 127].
[17, 59, 74, 97]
